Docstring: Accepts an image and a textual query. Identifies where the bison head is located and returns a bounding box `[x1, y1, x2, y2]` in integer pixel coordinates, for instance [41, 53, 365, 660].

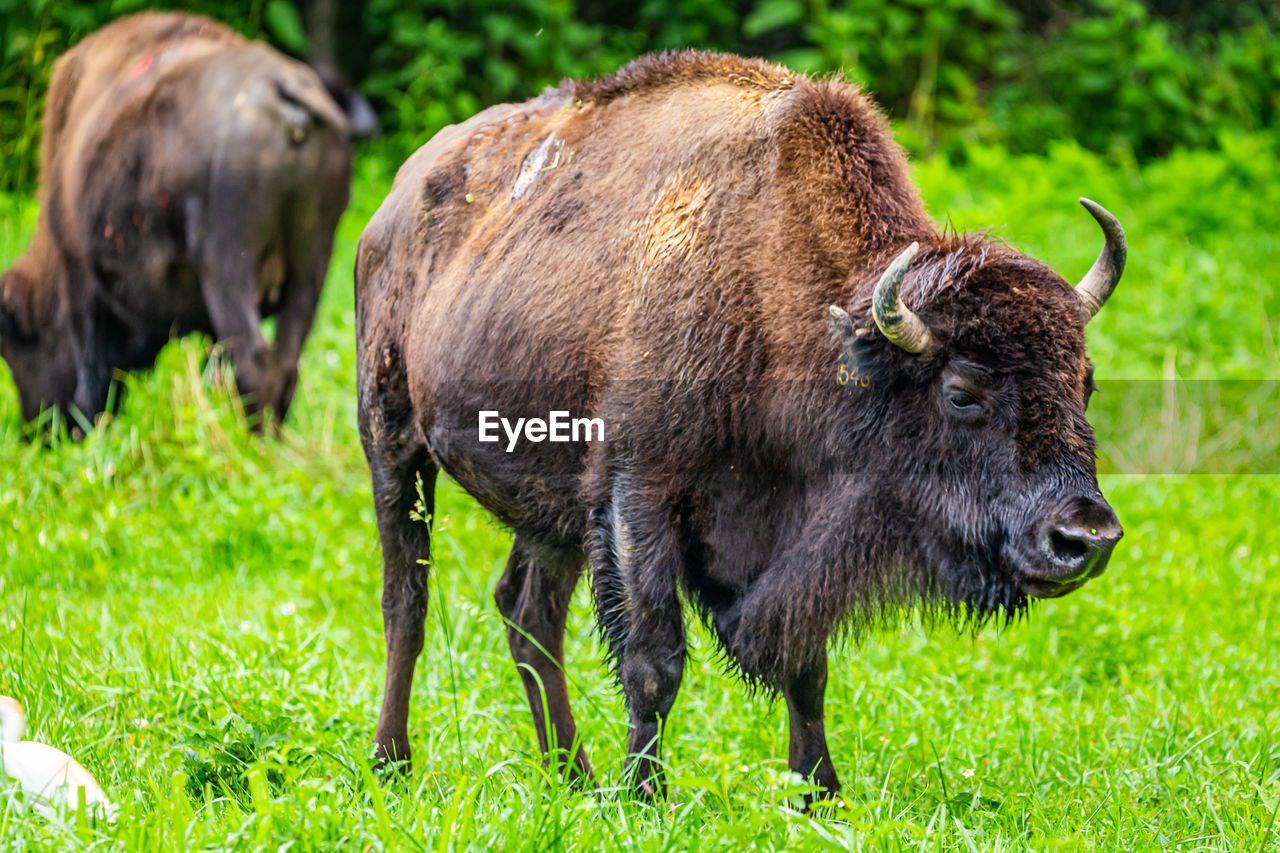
[829, 199, 1125, 616]
[0, 258, 84, 425]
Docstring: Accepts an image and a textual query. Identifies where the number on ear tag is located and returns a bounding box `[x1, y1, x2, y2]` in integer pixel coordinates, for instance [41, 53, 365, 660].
[836, 349, 872, 388]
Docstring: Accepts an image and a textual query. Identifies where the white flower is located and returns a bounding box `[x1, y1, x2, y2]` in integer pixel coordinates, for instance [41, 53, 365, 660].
[279, 602, 297, 617]
[961, 768, 976, 779]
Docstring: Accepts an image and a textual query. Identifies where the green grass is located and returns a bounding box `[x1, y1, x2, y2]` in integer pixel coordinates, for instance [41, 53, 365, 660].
[1, 139, 1278, 850]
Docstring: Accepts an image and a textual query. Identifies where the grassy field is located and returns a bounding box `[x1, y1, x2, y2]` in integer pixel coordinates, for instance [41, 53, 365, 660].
[1, 137, 1278, 850]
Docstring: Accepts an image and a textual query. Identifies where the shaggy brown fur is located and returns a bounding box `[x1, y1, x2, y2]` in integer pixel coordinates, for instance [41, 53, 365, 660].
[0, 12, 351, 428]
[355, 51, 1124, 800]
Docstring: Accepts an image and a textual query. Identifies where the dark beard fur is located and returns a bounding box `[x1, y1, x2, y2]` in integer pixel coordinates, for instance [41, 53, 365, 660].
[672, 549, 1032, 698]
[927, 535, 1032, 631]
[935, 561, 1031, 630]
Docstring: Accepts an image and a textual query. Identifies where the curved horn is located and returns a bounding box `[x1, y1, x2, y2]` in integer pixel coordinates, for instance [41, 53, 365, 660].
[1075, 198, 1127, 321]
[872, 242, 932, 353]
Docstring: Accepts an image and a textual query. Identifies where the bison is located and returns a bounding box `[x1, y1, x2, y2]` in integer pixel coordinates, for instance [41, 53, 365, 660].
[0, 12, 351, 429]
[355, 52, 1126, 800]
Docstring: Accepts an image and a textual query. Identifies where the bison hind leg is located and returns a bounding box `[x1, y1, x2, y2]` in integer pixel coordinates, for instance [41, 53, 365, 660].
[362, 417, 436, 772]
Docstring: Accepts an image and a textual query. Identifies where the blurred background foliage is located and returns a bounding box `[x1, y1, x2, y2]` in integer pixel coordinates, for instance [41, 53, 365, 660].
[1, 0, 1278, 193]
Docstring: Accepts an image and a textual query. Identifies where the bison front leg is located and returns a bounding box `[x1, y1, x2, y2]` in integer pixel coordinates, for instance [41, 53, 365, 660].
[728, 566, 843, 808]
[592, 481, 687, 800]
[620, 602, 685, 800]
[494, 541, 594, 784]
[783, 655, 841, 806]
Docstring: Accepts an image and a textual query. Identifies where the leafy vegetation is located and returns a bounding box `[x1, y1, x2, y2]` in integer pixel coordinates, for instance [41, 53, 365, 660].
[3, 0, 1279, 192]
[1, 136, 1277, 847]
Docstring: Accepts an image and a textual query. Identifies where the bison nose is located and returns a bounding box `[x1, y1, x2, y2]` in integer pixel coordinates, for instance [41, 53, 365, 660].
[1036, 498, 1122, 583]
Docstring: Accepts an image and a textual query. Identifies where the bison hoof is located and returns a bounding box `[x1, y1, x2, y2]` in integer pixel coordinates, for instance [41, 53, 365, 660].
[542, 751, 596, 791]
[372, 739, 413, 776]
[624, 761, 667, 803]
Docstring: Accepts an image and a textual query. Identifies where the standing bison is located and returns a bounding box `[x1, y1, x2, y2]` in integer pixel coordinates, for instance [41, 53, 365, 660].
[0, 12, 351, 429]
[355, 52, 1125, 799]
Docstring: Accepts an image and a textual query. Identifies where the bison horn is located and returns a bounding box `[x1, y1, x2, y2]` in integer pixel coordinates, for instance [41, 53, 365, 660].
[872, 242, 932, 353]
[1075, 198, 1127, 321]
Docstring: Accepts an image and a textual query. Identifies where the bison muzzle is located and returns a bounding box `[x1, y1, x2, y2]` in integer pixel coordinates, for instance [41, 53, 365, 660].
[355, 51, 1126, 802]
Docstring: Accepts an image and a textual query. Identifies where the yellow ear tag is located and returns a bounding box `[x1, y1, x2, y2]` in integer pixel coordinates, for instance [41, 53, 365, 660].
[836, 349, 872, 388]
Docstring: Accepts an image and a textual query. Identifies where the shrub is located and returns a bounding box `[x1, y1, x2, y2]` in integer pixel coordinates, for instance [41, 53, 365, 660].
[0, 0, 1277, 193]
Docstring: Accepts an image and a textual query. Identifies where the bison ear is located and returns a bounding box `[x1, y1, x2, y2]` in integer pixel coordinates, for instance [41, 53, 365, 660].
[828, 305, 869, 349]
[829, 304, 888, 388]
[828, 305, 855, 344]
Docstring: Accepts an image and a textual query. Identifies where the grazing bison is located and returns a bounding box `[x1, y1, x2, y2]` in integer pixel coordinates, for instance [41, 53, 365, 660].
[355, 52, 1126, 799]
[0, 12, 351, 429]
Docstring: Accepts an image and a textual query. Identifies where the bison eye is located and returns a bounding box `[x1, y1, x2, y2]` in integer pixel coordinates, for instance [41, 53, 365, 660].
[946, 388, 980, 411]
[941, 365, 993, 422]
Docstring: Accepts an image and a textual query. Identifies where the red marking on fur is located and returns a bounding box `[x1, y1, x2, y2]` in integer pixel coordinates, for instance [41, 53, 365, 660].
[127, 54, 154, 79]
